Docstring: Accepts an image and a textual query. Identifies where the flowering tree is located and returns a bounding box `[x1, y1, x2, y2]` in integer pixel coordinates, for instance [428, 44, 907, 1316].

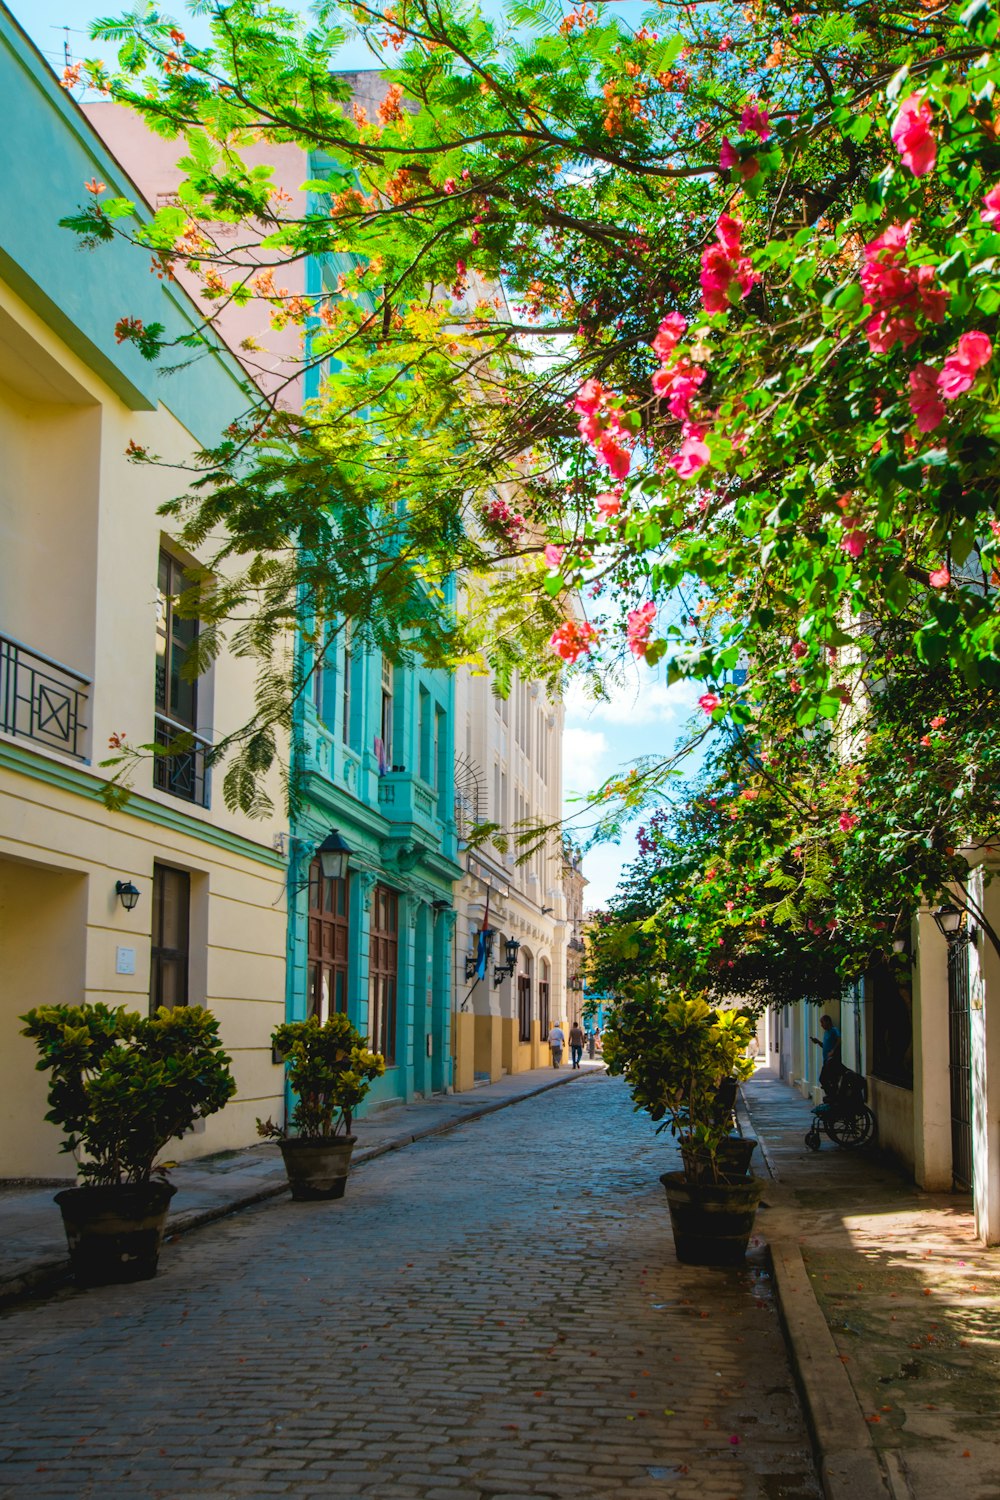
[60, 0, 1000, 825]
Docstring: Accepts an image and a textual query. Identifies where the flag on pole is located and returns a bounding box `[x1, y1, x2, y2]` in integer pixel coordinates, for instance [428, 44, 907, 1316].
[475, 890, 491, 981]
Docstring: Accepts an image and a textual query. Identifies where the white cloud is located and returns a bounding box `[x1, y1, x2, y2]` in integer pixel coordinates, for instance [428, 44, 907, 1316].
[562, 726, 611, 796]
[564, 673, 701, 729]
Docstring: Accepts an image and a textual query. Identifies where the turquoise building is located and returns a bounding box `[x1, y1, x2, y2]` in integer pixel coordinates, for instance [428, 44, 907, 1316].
[286, 622, 462, 1104]
[284, 210, 462, 1106]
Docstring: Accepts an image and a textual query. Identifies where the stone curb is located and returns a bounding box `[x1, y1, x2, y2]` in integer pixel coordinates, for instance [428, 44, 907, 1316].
[0, 1065, 602, 1311]
[738, 1089, 894, 1500]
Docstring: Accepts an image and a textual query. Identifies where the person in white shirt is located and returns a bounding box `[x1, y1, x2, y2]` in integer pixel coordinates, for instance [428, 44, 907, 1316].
[547, 1024, 565, 1069]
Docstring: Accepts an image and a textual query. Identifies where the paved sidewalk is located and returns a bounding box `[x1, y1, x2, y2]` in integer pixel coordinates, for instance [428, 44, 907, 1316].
[0, 1060, 604, 1308]
[742, 1067, 1000, 1500]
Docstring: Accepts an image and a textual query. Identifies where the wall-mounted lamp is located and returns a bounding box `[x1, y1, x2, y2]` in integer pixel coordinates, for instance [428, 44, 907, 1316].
[568, 974, 583, 991]
[541, 905, 555, 915]
[931, 903, 975, 947]
[493, 935, 520, 987]
[116, 879, 141, 912]
[317, 829, 352, 881]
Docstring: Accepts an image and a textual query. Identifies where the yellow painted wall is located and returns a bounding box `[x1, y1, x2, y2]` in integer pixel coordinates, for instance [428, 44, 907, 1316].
[452, 1011, 475, 1094]
[474, 1012, 503, 1083]
[0, 273, 288, 1180]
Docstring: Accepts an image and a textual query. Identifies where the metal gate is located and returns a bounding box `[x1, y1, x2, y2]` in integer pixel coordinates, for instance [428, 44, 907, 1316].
[948, 939, 973, 1191]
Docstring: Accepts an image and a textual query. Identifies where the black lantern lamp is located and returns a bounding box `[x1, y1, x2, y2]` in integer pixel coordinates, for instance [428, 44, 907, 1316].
[931, 903, 973, 946]
[317, 829, 352, 881]
[115, 879, 140, 912]
[493, 935, 521, 986]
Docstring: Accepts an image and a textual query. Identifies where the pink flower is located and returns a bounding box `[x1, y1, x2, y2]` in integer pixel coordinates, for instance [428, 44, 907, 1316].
[981, 185, 1000, 228]
[443, 178, 457, 194]
[700, 215, 757, 313]
[915, 266, 948, 323]
[865, 312, 918, 354]
[724, 900, 735, 911]
[908, 364, 945, 433]
[597, 433, 631, 478]
[652, 358, 706, 420]
[938, 331, 993, 399]
[840, 525, 868, 559]
[596, 492, 622, 517]
[919, 733, 932, 747]
[652, 312, 687, 360]
[698, 692, 721, 715]
[740, 101, 770, 140]
[930, 715, 947, 729]
[715, 213, 743, 257]
[701, 244, 737, 313]
[669, 423, 711, 477]
[574, 379, 605, 416]
[838, 812, 858, 833]
[791, 641, 807, 659]
[544, 543, 564, 568]
[929, 566, 950, 588]
[719, 137, 740, 171]
[891, 92, 937, 177]
[626, 601, 657, 658]
[549, 619, 598, 664]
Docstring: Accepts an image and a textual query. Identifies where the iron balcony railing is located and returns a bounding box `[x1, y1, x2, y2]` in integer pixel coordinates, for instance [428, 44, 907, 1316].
[0, 632, 90, 760]
[153, 711, 211, 807]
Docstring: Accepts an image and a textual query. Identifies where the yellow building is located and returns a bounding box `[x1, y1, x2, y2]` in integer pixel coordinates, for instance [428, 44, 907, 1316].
[0, 7, 287, 1178]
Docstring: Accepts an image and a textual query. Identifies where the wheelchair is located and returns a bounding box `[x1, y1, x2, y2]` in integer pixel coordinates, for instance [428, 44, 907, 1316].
[805, 1066, 877, 1151]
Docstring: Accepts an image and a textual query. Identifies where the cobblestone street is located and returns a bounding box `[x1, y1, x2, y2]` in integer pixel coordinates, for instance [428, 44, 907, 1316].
[0, 1075, 819, 1500]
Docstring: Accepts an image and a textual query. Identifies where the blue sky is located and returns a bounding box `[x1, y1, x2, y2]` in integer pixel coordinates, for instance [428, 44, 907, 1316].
[16, 0, 701, 908]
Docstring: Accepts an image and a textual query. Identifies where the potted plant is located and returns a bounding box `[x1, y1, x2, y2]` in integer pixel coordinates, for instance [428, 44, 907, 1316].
[20, 1003, 236, 1287]
[258, 1013, 385, 1200]
[603, 986, 763, 1266]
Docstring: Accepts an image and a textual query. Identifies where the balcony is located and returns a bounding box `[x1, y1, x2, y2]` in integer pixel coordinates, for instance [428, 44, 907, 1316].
[153, 712, 210, 807]
[0, 632, 90, 760]
[377, 770, 444, 840]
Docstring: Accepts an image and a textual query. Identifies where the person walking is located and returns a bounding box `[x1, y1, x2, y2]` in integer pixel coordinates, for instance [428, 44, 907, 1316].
[568, 1019, 586, 1070]
[547, 1022, 565, 1069]
[586, 1027, 596, 1061]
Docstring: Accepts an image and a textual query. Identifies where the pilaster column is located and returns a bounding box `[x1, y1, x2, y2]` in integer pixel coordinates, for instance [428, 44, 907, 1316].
[912, 908, 953, 1191]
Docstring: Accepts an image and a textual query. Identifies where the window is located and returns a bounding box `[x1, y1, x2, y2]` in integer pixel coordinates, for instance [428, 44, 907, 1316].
[155, 550, 207, 804]
[307, 860, 349, 1022]
[433, 707, 443, 791]
[150, 863, 190, 1010]
[538, 979, 550, 1039]
[342, 621, 355, 748]
[517, 974, 532, 1043]
[369, 885, 399, 1064]
[418, 686, 431, 781]
[312, 626, 337, 728]
[380, 655, 394, 767]
[155, 551, 198, 730]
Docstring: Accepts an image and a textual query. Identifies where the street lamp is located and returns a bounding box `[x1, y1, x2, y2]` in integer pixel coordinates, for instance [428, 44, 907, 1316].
[931, 903, 974, 946]
[317, 829, 352, 881]
[115, 879, 140, 912]
[493, 935, 520, 986]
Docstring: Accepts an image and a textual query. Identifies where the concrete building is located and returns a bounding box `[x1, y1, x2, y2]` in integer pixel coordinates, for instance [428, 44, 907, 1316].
[452, 668, 565, 1089]
[0, 5, 288, 1177]
[766, 860, 1000, 1244]
[87, 90, 464, 1107]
